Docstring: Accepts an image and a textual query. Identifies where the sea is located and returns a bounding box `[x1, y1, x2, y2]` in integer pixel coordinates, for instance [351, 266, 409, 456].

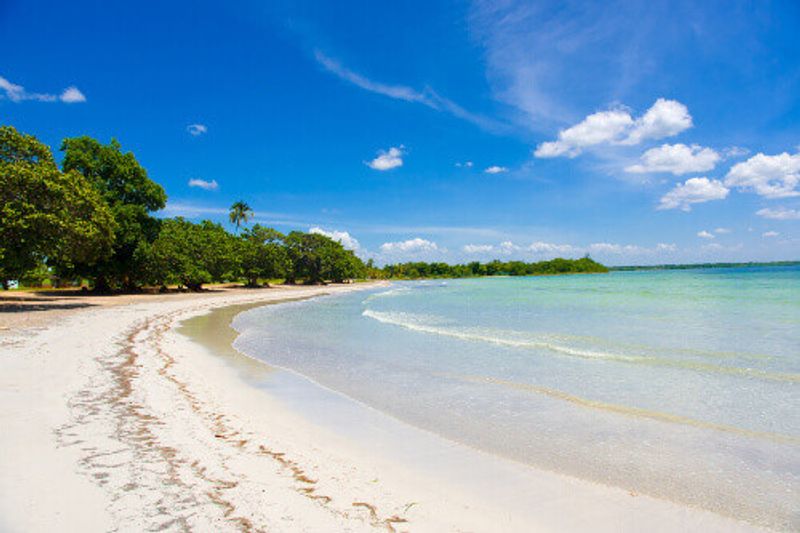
[232, 266, 800, 529]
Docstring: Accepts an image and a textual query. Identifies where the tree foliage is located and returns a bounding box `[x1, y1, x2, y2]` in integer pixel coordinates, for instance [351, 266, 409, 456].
[3, 125, 611, 291]
[284, 231, 365, 284]
[229, 200, 253, 234]
[0, 126, 114, 289]
[58, 136, 166, 290]
[381, 257, 608, 279]
[137, 218, 238, 290]
[238, 225, 290, 286]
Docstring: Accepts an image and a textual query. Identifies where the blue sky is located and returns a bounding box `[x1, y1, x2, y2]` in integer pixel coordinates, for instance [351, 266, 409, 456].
[2, 0, 799, 265]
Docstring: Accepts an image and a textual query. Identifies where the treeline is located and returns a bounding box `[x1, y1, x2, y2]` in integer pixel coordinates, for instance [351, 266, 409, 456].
[0, 126, 365, 290]
[1, 124, 609, 291]
[611, 261, 800, 271]
[379, 257, 608, 279]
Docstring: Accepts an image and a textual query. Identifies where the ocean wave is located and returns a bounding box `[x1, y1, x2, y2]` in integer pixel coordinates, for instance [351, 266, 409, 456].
[362, 310, 800, 383]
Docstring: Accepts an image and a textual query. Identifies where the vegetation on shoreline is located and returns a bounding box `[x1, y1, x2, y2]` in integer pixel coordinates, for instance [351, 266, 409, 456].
[377, 257, 608, 279]
[1, 124, 609, 291]
[610, 261, 800, 271]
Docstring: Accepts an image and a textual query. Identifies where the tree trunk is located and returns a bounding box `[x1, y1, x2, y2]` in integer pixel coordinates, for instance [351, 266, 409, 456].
[93, 274, 111, 293]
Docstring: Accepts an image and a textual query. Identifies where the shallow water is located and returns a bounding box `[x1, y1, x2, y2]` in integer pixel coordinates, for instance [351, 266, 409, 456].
[233, 267, 800, 529]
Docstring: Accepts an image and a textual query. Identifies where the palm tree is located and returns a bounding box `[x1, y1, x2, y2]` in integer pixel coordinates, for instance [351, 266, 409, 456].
[229, 200, 253, 234]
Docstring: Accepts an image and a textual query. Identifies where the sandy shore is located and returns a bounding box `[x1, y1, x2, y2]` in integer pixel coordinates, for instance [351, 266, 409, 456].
[0, 285, 765, 532]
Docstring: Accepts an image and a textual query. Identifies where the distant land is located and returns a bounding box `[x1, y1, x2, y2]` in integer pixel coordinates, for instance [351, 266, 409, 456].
[610, 261, 800, 271]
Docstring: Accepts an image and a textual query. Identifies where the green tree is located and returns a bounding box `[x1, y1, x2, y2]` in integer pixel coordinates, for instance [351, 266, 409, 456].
[228, 200, 253, 234]
[138, 218, 238, 290]
[58, 136, 166, 291]
[238, 225, 290, 286]
[284, 231, 365, 284]
[0, 126, 114, 289]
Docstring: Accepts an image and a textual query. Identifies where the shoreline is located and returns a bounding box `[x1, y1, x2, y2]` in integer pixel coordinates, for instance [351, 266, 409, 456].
[0, 284, 767, 531]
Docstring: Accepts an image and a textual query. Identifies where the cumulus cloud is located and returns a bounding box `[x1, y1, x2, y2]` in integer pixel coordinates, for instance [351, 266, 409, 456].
[0, 75, 86, 104]
[534, 98, 692, 158]
[762, 231, 779, 237]
[309, 227, 361, 251]
[484, 165, 509, 174]
[187, 178, 219, 191]
[756, 207, 800, 220]
[367, 146, 404, 171]
[534, 109, 633, 158]
[657, 177, 729, 211]
[527, 241, 577, 254]
[724, 152, 800, 198]
[455, 161, 474, 168]
[463, 244, 494, 253]
[187, 124, 208, 136]
[460, 240, 674, 259]
[625, 143, 720, 175]
[620, 99, 693, 146]
[380, 238, 438, 254]
[60, 86, 86, 103]
[697, 230, 715, 239]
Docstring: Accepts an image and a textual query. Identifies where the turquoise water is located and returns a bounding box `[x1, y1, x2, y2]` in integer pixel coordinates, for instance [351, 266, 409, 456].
[234, 267, 800, 529]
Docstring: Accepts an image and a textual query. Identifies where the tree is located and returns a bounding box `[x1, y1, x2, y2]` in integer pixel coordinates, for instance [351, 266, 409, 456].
[138, 218, 238, 290]
[0, 126, 114, 289]
[238, 225, 290, 286]
[228, 200, 253, 234]
[58, 136, 166, 291]
[284, 231, 365, 284]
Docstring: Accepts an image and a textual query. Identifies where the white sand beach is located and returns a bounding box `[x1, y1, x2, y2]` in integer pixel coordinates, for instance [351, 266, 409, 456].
[0, 285, 766, 532]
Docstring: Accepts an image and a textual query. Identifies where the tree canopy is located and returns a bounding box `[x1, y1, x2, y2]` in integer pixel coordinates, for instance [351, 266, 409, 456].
[284, 231, 365, 284]
[381, 257, 608, 279]
[229, 200, 253, 234]
[238, 225, 290, 286]
[57, 136, 166, 290]
[0, 126, 114, 289]
[2, 125, 608, 291]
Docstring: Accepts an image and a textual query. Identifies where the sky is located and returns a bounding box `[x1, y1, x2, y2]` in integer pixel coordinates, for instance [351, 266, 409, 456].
[2, 0, 799, 266]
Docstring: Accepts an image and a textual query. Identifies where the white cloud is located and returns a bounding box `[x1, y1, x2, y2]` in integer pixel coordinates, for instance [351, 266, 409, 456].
[763, 231, 779, 238]
[0, 75, 86, 104]
[380, 238, 439, 254]
[534, 99, 692, 158]
[484, 165, 509, 174]
[187, 124, 208, 136]
[528, 241, 577, 254]
[187, 178, 219, 191]
[625, 143, 720, 175]
[310, 227, 361, 251]
[463, 244, 494, 253]
[455, 161, 474, 168]
[725, 152, 800, 198]
[534, 109, 633, 158]
[723, 146, 750, 159]
[460, 239, 679, 261]
[60, 86, 86, 103]
[756, 207, 800, 220]
[367, 146, 404, 171]
[621, 99, 692, 145]
[658, 177, 729, 211]
[697, 230, 715, 239]
[498, 241, 519, 253]
[714, 227, 731, 234]
[314, 51, 498, 131]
